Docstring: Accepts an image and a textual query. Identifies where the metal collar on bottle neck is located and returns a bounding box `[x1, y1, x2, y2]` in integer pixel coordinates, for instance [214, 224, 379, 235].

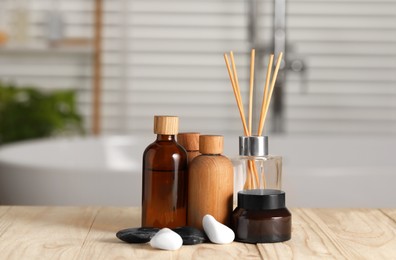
[239, 136, 268, 156]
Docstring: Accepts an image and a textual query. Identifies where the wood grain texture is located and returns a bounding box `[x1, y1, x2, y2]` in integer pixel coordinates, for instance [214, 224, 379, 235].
[177, 132, 201, 163]
[381, 209, 396, 223]
[0, 207, 395, 259]
[78, 207, 261, 260]
[308, 209, 396, 259]
[256, 208, 346, 259]
[0, 206, 12, 238]
[154, 116, 178, 135]
[78, 207, 141, 259]
[257, 209, 396, 259]
[0, 206, 98, 260]
[0, 206, 11, 220]
[188, 155, 233, 230]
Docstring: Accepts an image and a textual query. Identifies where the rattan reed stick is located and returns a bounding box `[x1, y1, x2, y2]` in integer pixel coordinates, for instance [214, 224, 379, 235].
[248, 49, 255, 136]
[224, 53, 249, 135]
[257, 54, 274, 136]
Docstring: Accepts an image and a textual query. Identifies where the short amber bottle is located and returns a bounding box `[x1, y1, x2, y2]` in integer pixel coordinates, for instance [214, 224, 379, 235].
[232, 189, 291, 243]
[141, 116, 188, 228]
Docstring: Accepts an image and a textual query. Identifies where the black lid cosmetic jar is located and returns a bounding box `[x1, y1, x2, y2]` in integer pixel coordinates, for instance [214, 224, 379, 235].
[231, 189, 291, 243]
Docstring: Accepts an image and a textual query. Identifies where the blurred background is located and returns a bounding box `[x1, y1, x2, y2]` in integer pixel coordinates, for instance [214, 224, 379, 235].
[1, 0, 395, 137]
[0, 0, 395, 206]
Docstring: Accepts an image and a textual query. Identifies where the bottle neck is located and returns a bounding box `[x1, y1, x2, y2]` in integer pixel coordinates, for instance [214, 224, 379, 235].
[156, 134, 175, 141]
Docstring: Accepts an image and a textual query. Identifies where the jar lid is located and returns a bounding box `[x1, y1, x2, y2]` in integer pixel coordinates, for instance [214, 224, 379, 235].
[199, 135, 223, 154]
[177, 132, 200, 151]
[239, 136, 268, 156]
[237, 189, 286, 210]
[154, 115, 178, 135]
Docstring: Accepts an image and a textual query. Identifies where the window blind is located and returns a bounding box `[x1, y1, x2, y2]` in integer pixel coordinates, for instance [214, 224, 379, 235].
[1, 0, 395, 135]
[285, 0, 396, 134]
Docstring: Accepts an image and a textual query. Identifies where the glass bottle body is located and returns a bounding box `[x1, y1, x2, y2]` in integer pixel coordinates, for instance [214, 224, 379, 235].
[142, 134, 188, 228]
[233, 155, 282, 202]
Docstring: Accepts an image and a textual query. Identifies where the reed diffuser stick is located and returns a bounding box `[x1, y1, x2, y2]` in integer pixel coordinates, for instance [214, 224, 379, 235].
[260, 52, 283, 134]
[246, 50, 261, 189]
[224, 53, 249, 136]
[229, 51, 249, 135]
[257, 54, 274, 136]
[225, 52, 258, 189]
[248, 49, 255, 136]
[257, 52, 283, 189]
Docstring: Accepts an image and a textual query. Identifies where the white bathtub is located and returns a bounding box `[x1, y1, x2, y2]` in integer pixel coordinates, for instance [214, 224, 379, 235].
[0, 136, 146, 206]
[0, 135, 395, 207]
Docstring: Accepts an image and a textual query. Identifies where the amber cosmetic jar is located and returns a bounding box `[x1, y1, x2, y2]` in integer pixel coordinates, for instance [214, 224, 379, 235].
[232, 189, 291, 243]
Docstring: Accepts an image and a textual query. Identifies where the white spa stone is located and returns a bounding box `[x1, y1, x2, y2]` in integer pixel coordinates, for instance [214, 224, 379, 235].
[149, 228, 183, 251]
[202, 215, 235, 244]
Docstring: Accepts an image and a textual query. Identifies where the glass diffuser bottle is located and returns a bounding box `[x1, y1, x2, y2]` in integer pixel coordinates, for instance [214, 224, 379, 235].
[233, 136, 282, 197]
[224, 50, 291, 243]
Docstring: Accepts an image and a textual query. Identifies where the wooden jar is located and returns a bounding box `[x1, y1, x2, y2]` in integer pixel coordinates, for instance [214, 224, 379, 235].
[177, 132, 200, 164]
[187, 135, 234, 230]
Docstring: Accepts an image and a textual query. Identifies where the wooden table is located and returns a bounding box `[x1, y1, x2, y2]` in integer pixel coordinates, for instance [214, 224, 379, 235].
[0, 207, 395, 259]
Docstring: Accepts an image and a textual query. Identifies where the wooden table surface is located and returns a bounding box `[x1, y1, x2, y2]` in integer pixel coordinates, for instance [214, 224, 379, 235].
[0, 207, 395, 259]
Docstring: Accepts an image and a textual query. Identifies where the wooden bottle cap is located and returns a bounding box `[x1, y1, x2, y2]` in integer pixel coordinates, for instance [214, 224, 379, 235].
[199, 135, 223, 154]
[153, 115, 179, 135]
[178, 132, 200, 151]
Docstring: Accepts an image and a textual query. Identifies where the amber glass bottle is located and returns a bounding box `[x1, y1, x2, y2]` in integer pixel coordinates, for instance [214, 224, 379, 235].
[141, 115, 188, 228]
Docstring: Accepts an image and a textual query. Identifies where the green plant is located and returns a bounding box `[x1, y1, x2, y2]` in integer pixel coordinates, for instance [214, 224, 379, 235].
[0, 82, 84, 144]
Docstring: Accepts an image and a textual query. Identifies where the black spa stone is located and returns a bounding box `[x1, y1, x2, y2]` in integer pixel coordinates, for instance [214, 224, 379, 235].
[116, 226, 207, 245]
[116, 227, 160, 243]
[172, 226, 208, 245]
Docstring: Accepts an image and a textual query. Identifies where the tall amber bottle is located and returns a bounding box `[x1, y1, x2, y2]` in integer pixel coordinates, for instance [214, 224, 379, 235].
[142, 115, 188, 228]
[188, 135, 234, 230]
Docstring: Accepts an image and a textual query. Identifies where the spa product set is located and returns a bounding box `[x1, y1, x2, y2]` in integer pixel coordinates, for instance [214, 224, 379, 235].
[116, 50, 291, 250]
